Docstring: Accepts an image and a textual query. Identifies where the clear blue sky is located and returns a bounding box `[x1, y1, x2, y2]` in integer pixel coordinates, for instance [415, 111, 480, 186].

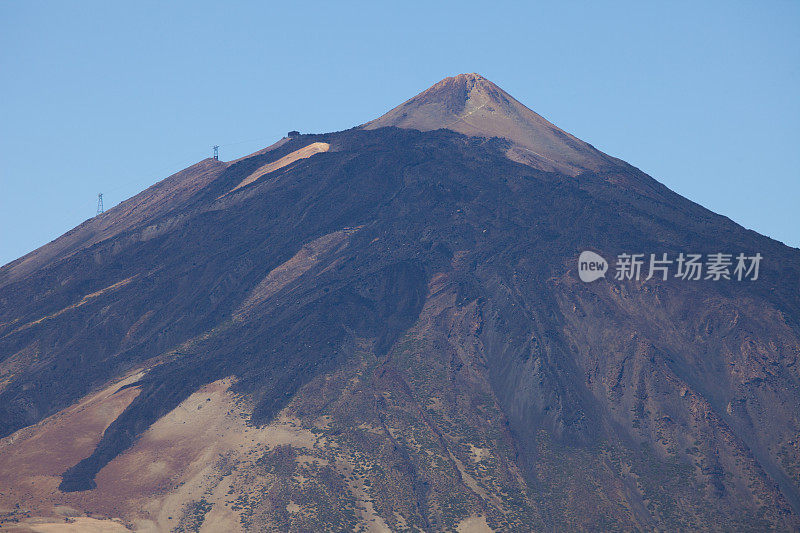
[2, 1, 799, 266]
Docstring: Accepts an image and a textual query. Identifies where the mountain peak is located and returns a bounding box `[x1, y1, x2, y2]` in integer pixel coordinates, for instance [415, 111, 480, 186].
[424, 72, 494, 95]
[362, 73, 612, 175]
[3, 70, 800, 531]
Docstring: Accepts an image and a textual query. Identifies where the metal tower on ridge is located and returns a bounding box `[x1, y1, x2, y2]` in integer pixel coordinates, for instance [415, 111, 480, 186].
[96, 193, 104, 216]
[213, 145, 219, 161]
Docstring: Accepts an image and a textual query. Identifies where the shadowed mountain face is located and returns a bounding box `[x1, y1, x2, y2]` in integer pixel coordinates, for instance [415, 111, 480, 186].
[1, 75, 799, 531]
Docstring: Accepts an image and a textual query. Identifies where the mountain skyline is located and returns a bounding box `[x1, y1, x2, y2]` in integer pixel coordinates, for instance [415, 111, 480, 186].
[1, 73, 798, 531]
[3, 0, 800, 267]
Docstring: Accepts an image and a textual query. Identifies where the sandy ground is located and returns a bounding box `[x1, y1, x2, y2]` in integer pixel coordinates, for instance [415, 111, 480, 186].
[455, 515, 493, 532]
[0, 374, 323, 531]
[14, 516, 131, 532]
[0, 371, 144, 531]
[229, 142, 330, 193]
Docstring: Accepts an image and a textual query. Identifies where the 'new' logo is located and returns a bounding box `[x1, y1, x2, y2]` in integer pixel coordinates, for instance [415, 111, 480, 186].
[578, 251, 608, 282]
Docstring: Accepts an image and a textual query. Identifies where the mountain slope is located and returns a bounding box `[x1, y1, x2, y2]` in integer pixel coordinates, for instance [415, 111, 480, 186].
[362, 73, 617, 175]
[1, 76, 799, 531]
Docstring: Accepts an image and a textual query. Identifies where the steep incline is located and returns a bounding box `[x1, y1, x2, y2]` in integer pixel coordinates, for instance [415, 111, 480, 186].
[1, 76, 799, 531]
[362, 73, 617, 175]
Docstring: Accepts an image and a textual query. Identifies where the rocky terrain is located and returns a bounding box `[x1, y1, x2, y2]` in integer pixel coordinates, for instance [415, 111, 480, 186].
[0, 74, 798, 531]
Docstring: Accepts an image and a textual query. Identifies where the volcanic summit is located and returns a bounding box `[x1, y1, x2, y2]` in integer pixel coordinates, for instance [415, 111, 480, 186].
[0, 74, 798, 531]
